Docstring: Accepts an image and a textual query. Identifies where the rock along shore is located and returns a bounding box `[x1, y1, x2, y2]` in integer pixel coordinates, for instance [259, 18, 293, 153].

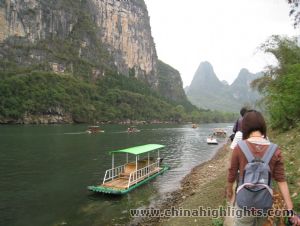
[136, 142, 232, 226]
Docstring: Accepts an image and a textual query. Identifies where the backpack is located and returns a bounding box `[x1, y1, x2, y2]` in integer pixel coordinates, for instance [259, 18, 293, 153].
[236, 140, 278, 212]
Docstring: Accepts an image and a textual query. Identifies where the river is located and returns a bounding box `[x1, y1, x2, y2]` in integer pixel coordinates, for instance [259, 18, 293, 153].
[0, 123, 231, 226]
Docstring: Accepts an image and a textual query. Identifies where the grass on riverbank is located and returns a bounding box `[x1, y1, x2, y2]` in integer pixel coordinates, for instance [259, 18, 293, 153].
[157, 144, 231, 226]
[158, 126, 300, 226]
[271, 126, 300, 213]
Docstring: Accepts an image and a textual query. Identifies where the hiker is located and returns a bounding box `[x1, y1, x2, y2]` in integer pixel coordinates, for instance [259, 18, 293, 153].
[230, 107, 248, 150]
[233, 107, 248, 134]
[226, 110, 300, 225]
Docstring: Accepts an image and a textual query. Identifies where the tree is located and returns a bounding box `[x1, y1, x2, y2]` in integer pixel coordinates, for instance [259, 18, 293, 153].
[287, 0, 300, 28]
[252, 36, 300, 130]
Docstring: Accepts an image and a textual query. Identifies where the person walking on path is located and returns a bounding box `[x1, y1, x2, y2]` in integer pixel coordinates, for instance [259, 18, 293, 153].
[226, 110, 300, 226]
[230, 107, 248, 150]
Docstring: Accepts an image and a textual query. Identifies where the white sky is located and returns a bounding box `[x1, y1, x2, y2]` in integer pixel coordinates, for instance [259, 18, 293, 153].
[144, 0, 299, 87]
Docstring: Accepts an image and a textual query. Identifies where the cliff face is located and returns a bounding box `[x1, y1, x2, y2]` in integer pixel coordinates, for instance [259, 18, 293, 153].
[0, 0, 76, 43]
[0, 0, 158, 86]
[91, 0, 158, 85]
[157, 60, 187, 103]
[0, 0, 25, 41]
[0, 0, 192, 124]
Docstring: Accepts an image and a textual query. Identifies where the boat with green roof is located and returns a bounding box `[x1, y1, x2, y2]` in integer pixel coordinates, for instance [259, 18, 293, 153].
[87, 144, 169, 195]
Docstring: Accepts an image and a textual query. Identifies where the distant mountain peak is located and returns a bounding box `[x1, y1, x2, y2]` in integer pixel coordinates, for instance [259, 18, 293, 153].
[232, 68, 260, 87]
[239, 68, 250, 74]
[199, 61, 213, 68]
[195, 61, 215, 78]
[186, 61, 262, 112]
[187, 61, 222, 95]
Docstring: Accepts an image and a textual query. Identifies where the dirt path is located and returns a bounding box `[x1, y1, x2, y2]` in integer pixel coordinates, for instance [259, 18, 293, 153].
[138, 143, 233, 226]
[133, 128, 300, 226]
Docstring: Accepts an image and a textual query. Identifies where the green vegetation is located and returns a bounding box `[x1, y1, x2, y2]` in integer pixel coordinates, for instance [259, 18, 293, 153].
[251, 35, 300, 212]
[0, 71, 169, 122]
[0, 72, 98, 122]
[287, 1, 300, 28]
[0, 69, 236, 123]
[271, 127, 300, 213]
[252, 36, 300, 130]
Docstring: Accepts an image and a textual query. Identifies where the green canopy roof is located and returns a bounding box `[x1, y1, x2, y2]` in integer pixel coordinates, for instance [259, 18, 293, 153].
[110, 144, 165, 155]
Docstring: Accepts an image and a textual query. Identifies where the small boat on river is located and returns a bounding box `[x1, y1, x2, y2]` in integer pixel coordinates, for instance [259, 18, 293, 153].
[207, 136, 218, 145]
[86, 126, 104, 134]
[88, 144, 169, 195]
[127, 126, 140, 133]
[213, 128, 227, 137]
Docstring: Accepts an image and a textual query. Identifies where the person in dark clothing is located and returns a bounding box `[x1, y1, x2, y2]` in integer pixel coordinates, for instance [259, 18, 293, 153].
[233, 107, 248, 133]
[230, 107, 248, 142]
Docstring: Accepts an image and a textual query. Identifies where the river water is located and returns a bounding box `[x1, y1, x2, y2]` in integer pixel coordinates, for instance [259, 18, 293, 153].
[0, 123, 231, 226]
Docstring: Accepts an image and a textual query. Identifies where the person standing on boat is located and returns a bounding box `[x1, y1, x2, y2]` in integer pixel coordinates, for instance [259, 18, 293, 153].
[230, 107, 248, 150]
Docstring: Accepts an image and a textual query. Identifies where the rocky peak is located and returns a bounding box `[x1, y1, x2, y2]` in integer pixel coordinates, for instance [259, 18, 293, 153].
[186, 61, 262, 112]
[230, 68, 261, 102]
[231, 68, 251, 86]
[231, 68, 261, 89]
[187, 61, 223, 96]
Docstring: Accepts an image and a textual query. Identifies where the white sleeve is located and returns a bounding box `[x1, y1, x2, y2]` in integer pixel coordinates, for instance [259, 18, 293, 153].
[230, 131, 243, 150]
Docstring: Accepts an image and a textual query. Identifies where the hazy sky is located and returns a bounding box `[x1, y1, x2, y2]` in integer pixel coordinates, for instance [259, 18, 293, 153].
[144, 0, 299, 87]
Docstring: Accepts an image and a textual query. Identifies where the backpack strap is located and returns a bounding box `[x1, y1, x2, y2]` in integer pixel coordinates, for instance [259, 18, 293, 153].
[237, 140, 254, 162]
[262, 143, 278, 164]
[238, 140, 278, 164]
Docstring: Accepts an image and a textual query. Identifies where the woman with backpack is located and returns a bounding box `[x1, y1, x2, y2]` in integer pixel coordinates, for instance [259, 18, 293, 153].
[226, 110, 300, 225]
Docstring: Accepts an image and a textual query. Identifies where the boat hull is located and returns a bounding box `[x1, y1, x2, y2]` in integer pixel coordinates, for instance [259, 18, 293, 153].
[88, 165, 170, 195]
[207, 139, 218, 145]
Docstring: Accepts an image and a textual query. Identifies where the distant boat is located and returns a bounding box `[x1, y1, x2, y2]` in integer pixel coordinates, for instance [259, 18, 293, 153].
[88, 144, 169, 195]
[86, 126, 104, 134]
[127, 126, 140, 133]
[213, 128, 227, 137]
[207, 136, 218, 145]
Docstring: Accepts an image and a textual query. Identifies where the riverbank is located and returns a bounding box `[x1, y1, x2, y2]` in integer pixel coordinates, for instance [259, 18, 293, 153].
[136, 127, 300, 226]
[0, 116, 183, 125]
[138, 141, 231, 226]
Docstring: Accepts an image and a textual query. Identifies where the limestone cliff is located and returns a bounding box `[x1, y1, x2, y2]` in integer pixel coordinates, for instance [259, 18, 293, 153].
[91, 0, 158, 85]
[0, 0, 158, 86]
[0, 0, 193, 124]
[157, 60, 187, 103]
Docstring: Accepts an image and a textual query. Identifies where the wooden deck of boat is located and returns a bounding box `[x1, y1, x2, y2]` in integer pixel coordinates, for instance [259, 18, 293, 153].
[102, 167, 162, 189]
[103, 178, 129, 189]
